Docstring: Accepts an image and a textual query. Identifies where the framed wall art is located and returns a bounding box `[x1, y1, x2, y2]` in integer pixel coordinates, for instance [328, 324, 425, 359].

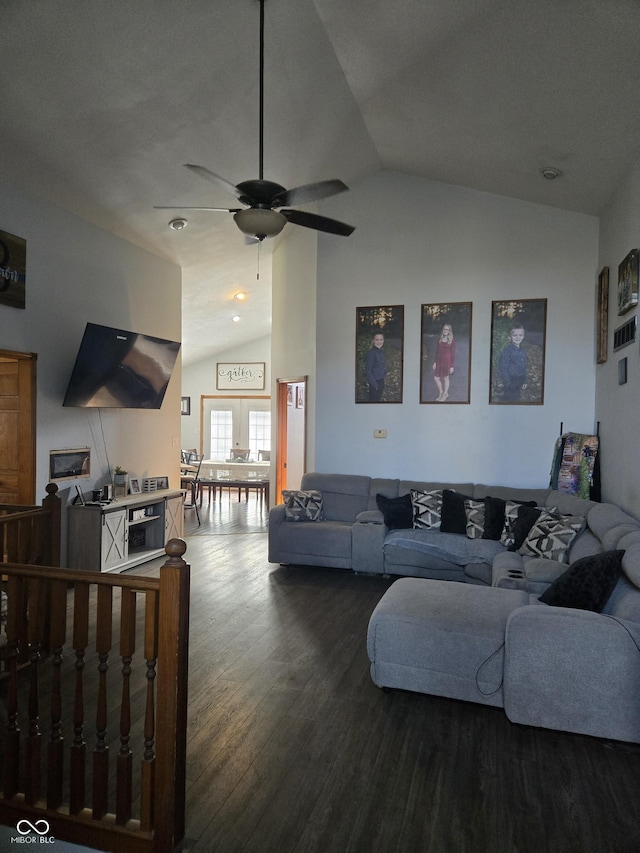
[489, 299, 547, 405]
[216, 362, 265, 390]
[49, 447, 91, 481]
[0, 228, 26, 310]
[596, 267, 609, 364]
[355, 305, 404, 403]
[181, 396, 191, 415]
[617, 249, 639, 315]
[420, 302, 472, 404]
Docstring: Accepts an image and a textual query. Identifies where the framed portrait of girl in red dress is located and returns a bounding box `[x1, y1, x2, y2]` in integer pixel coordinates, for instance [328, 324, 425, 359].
[420, 302, 472, 404]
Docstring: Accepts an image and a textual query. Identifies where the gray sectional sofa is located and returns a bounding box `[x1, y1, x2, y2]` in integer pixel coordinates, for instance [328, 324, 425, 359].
[270, 471, 640, 743]
[269, 471, 549, 582]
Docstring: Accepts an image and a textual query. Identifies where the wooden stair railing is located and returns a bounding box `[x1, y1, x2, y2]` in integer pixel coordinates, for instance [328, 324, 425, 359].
[0, 538, 190, 853]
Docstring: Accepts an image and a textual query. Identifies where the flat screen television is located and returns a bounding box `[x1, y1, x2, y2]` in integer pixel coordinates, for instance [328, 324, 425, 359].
[63, 322, 181, 409]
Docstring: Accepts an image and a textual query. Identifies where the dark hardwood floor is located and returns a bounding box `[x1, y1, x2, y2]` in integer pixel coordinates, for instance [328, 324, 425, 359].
[151, 496, 640, 853]
[4, 493, 640, 852]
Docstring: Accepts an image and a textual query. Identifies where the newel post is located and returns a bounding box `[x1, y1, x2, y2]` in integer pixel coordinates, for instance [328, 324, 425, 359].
[43, 482, 61, 567]
[154, 538, 190, 852]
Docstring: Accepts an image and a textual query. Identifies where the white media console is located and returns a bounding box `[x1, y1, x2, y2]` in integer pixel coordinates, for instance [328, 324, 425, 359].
[68, 489, 184, 572]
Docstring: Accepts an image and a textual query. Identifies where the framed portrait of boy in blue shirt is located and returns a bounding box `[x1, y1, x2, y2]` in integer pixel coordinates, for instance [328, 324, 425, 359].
[356, 305, 404, 403]
[489, 299, 547, 405]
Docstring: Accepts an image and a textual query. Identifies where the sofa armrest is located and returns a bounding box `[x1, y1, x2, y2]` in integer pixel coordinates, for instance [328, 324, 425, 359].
[267, 504, 287, 563]
[504, 605, 640, 742]
[352, 517, 388, 574]
[492, 553, 566, 594]
[356, 509, 384, 524]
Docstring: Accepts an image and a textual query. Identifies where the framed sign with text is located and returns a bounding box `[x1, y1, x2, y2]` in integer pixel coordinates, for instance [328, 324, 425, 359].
[216, 362, 266, 390]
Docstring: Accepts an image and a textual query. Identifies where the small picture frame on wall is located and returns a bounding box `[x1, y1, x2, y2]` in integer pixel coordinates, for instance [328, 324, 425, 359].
[420, 302, 472, 403]
[489, 299, 547, 405]
[617, 249, 639, 315]
[355, 305, 404, 403]
[596, 267, 609, 364]
[618, 357, 628, 385]
[181, 396, 191, 416]
[296, 386, 305, 409]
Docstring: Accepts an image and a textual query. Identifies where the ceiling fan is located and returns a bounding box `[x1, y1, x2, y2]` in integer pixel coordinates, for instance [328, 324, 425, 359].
[156, 0, 355, 242]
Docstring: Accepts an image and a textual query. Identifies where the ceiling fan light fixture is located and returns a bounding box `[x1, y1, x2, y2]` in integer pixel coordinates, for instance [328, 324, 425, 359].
[234, 208, 286, 239]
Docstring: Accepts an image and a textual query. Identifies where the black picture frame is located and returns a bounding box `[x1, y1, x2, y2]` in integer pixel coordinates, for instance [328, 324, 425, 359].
[355, 305, 404, 404]
[420, 302, 472, 404]
[596, 267, 609, 363]
[181, 396, 191, 416]
[489, 299, 547, 405]
[617, 249, 639, 315]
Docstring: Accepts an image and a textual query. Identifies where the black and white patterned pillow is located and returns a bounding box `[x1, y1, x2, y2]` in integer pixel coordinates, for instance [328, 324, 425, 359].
[518, 510, 585, 563]
[282, 489, 324, 521]
[411, 489, 443, 530]
[500, 500, 526, 548]
[464, 499, 486, 539]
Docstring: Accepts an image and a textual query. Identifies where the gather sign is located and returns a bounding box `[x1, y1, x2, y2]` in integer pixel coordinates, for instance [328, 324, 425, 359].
[216, 362, 266, 390]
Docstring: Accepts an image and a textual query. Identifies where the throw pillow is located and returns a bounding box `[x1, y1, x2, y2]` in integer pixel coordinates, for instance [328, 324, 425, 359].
[484, 497, 537, 541]
[282, 489, 324, 521]
[518, 510, 586, 563]
[440, 490, 476, 535]
[464, 499, 486, 539]
[539, 550, 624, 611]
[411, 489, 443, 530]
[507, 504, 543, 551]
[376, 493, 413, 530]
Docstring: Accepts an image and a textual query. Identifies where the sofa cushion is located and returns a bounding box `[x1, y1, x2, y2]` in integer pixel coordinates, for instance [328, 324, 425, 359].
[282, 489, 324, 521]
[411, 489, 443, 529]
[301, 472, 371, 522]
[384, 529, 505, 566]
[376, 493, 412, 530]
[539, 550, 624, 611]
[518, 510, 586, 563]
[440, 489, 476, 534]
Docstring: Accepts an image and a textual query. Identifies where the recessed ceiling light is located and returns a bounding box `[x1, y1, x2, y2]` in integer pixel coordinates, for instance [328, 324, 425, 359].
[232, 315, 241, 323]
[234, 292, 248, 301]
[168, 218, 188, 230]
[541, 168, 562, 180]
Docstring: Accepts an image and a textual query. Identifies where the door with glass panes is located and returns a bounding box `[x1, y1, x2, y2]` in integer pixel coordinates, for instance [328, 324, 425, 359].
[202, 397, 270, 462]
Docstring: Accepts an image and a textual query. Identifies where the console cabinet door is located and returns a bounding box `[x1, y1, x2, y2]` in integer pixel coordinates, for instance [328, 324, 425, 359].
[165, 495, 184, 542]
[101, 509, 128, 571]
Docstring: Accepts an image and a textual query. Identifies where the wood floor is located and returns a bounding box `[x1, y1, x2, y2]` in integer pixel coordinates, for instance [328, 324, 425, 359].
[4, 493, 640, 852]
[145, 496, 640, 853]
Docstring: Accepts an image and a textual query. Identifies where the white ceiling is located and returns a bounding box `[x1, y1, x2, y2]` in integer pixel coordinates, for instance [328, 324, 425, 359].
[3, 0, 640, 365]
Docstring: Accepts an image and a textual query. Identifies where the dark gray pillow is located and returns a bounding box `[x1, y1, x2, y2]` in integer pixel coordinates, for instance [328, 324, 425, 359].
[376, 493, 412, 529]
[539, 550, 624, 612]
[440, 489, 476, 534]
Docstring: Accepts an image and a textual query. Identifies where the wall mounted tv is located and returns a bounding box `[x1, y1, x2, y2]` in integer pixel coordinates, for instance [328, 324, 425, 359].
[63, 323, 181, 409]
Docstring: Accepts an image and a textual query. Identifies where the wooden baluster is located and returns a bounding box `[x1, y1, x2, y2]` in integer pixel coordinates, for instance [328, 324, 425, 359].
[155, 539, 190, 851]
[140, 588, 159, 832]
[70, 581, 90, 815]
[25, 578, 43, 805]
[116, 587, 136, 825]
[46, 579, 68, 809]
[4, 575, 25, 798]
[92, 584, 112, 820]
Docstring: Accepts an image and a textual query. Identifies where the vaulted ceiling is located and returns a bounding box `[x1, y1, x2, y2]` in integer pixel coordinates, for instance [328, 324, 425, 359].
[3, 0, 640, 364]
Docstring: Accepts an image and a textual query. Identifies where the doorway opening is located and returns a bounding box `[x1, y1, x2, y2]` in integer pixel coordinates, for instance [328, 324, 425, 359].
[276, 376, 307, 504]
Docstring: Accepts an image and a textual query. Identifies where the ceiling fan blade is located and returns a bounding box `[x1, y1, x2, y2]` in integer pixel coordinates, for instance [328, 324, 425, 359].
[154, 206, 241, 212]
[183, 164, 242, 200]
[272, 179, 349, 208]
[281, 209, 355, 236]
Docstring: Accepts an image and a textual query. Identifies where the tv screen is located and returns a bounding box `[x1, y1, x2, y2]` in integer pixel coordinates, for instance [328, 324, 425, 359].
[63, 323, 181, 409]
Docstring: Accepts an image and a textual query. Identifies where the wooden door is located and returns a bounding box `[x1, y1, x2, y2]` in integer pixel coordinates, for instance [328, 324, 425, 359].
[276, 376, 307, 504]
[0, 350, 36, 504]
